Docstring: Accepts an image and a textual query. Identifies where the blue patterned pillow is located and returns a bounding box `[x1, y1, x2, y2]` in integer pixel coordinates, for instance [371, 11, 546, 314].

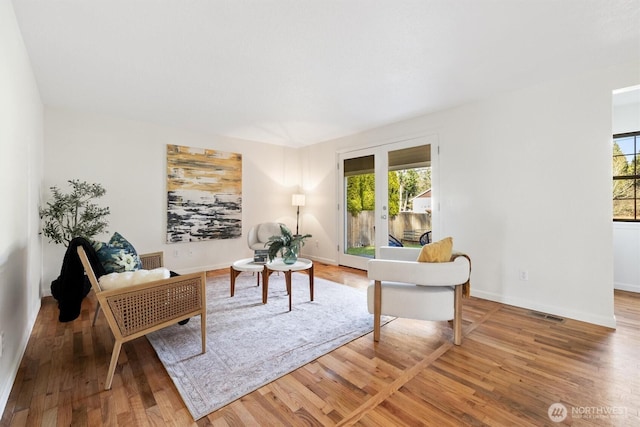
[93, 232, 143, 273]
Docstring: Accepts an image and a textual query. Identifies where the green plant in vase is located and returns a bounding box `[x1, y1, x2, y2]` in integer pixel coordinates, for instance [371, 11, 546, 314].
[266, 224, 312, 264]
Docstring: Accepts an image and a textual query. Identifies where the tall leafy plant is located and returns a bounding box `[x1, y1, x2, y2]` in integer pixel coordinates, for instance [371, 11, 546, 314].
[40, 179, 110, 246]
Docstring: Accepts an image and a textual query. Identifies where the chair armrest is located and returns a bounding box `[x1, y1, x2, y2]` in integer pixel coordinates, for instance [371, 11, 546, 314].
[140, 251, 164, 269]
[247, 227, 259, 248]
[367, 256, 470, 286]
[97, 272, 205, 338]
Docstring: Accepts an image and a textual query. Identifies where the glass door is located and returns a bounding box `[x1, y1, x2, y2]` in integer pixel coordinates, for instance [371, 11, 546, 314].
[338, 137, 433, 269]
[339, 150, 380, 270]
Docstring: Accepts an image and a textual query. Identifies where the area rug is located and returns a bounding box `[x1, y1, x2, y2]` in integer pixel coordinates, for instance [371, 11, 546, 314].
[147, 271, 389, 420]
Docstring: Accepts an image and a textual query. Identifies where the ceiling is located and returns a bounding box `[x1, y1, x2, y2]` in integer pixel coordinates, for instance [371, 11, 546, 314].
[11, 0, 640, 147]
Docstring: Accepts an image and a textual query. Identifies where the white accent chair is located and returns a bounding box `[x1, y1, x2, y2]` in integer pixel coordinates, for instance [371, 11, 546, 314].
[247, 222, 284, 251]
[367, 246, 471, 345]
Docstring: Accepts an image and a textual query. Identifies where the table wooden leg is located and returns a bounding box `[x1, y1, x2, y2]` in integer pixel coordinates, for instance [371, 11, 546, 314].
[309, 264, 314, 301]
[230, 267, 241, 297]
[285, 270, 292, 311]
[262, 267, 270, 304]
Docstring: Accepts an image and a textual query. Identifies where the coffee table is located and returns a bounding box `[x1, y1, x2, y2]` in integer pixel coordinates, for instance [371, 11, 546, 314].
[263, 258, 314, 311]
[230, 258, 266, 297]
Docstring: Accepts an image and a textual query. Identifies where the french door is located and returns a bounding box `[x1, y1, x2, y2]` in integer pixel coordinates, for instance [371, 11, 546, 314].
[337, 136, 435, 270]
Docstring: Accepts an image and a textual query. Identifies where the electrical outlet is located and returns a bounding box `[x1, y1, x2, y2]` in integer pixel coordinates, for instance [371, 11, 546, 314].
[174, 249, 179, 258]
[519, 270, 529, 281]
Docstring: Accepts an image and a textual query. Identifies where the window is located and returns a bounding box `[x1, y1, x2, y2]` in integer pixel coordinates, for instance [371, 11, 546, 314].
[613, 131, 640, 221]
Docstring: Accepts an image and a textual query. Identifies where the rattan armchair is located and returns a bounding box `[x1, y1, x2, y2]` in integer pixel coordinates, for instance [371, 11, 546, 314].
[91, 251, 165, 325]
[77, 246, 207, 390]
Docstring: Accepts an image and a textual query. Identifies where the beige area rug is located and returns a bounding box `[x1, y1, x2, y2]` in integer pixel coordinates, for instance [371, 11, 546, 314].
[147, 271, 390, 420]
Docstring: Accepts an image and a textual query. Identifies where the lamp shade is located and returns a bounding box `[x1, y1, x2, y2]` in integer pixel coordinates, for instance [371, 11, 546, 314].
[292, 194, 306, 207]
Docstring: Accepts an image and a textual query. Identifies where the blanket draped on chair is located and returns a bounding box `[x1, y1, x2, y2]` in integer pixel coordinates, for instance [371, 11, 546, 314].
[51, 237, 106, 322]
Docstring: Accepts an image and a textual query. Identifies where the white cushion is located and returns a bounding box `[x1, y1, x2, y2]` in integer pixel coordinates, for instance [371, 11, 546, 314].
[98, 268, 170, 290]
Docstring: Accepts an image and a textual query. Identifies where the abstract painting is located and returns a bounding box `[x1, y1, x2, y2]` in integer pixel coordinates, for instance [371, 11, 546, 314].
[167, 144, 242, 242]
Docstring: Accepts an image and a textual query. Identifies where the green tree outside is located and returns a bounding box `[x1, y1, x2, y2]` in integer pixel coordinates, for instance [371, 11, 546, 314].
[347, 169, 431, 217]
[388, 171, 399, 217]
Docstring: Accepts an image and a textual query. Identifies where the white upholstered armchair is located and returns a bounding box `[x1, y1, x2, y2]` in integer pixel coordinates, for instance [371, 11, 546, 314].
[247, 222, 285, 250]
[367, 246, 471, 345]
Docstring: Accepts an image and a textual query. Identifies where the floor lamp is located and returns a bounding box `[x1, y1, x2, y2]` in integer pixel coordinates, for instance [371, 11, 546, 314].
[292, 194, 306, 236]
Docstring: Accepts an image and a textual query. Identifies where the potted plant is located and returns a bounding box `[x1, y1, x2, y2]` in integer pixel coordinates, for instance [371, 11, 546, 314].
[39, 179, 110, 246]
[266, 224, 312, 264]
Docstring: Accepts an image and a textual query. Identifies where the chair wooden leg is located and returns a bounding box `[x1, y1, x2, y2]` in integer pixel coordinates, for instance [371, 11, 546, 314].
[105, 340, 122, 390]
[201, 313, 207, 354]
[453, 284, 463, 345]
[92, 304, 101, 327]
[373, 280, 382, 342]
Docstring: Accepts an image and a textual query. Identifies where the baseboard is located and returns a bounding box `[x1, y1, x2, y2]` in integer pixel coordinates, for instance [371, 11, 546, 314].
[177, 262, 231, 275]
[614, 282, 640, 293]
[471, 290, 617, 329]
[0, 298, 41, 418]
[301, 255, 338, 266]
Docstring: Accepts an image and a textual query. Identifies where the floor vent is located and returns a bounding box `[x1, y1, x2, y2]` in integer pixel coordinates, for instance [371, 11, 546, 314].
[529, 311, 565, 322]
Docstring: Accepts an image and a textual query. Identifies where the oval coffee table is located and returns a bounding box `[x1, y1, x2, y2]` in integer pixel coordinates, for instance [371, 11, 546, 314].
[263, 258, 314, 311]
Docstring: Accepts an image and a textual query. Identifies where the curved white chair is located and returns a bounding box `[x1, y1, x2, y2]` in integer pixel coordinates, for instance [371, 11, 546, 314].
[247, 222, 284, 251]
[367, 246, 471, 345]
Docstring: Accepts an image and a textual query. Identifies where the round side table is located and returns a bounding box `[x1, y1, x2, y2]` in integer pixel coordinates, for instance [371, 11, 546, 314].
[263, 258, 314, 311]
[230, 258, 266, 297]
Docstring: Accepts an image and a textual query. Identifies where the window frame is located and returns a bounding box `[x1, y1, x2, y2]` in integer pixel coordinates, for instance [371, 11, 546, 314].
[613, 131, 640, 222]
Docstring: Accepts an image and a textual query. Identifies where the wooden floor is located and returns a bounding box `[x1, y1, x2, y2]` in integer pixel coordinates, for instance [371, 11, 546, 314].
[2, 263, 639, 426]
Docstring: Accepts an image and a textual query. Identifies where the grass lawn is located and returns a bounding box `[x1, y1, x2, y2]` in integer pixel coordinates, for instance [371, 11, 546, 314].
[346, 246, 375, 257]
[346, 242, 422, 258]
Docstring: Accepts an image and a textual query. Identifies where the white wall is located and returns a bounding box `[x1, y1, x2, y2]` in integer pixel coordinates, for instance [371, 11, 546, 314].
[613, 98, 640, 134]
[0, 0, 43, 415]
[301, 61, 640, 328]
[612, 90, 640, 292]
[42, 108, 302, 292]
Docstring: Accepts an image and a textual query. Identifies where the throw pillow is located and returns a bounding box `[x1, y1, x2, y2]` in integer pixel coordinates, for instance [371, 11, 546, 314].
[417, 236, 453, 262]
[93, 232, 143, 274]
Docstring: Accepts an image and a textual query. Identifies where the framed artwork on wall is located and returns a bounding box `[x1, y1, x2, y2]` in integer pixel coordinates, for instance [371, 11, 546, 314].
[166, 144, 242, 242]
